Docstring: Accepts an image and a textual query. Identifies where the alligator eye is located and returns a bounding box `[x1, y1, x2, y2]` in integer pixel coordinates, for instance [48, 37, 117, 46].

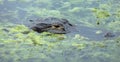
[52, 24, 60, 28]
[54, 25, 60, 28]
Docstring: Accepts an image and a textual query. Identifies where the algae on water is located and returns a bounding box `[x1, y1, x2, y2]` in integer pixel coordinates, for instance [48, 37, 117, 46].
[0, 0, 120, 62]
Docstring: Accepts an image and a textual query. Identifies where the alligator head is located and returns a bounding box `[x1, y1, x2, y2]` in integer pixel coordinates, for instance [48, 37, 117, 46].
[30, 17, 73, 34]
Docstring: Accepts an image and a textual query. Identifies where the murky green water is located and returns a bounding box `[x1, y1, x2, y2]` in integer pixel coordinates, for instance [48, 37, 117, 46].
[0, 0, 120, 62]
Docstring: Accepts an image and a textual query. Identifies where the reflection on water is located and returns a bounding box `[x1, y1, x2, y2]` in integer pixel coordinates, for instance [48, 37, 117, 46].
[0, 0, 120, 62]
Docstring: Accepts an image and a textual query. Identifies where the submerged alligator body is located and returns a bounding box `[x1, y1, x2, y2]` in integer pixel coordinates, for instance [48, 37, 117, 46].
[29, 17, 119, 40]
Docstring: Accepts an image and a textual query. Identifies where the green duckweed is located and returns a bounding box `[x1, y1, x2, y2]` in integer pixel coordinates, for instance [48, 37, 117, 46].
[9, 25, 29, 33]
[69, 7, 81, 13]
[91, 8, 110, 18]
[0, 0, 3, 4]
[72, 43, 86, 50]
[0, 0, 120, 62]
[107, 21, 120, 31]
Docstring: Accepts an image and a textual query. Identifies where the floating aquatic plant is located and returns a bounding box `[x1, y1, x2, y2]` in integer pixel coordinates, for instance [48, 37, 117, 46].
[0, 0, 120, 62]
[0, 0, 3, 4]
[9, 25, 29, 33]
[91, 8, 110, 18]
[69, 7, 81, 13]
[72, 43, 86, 50]
[107, 21, 120, 31]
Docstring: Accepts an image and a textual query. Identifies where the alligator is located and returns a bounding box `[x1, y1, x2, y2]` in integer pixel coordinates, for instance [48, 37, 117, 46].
[28, 17, 119, 40]
[29, 17, 73, 34]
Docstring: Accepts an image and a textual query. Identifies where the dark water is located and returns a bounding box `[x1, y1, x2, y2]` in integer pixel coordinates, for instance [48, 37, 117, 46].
[66, 24, 119, 41]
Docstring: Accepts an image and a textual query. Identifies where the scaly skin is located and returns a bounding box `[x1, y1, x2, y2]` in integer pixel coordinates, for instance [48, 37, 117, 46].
[30, 17, 73, 34]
